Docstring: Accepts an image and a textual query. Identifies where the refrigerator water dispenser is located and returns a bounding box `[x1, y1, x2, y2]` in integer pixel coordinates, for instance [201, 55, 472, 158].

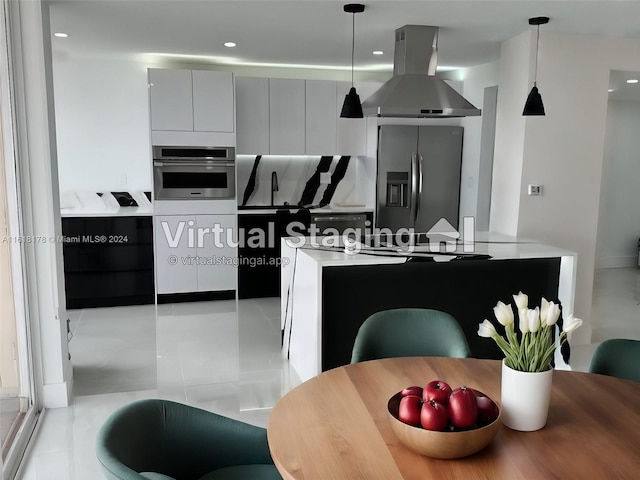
[386, 172, 408, 207]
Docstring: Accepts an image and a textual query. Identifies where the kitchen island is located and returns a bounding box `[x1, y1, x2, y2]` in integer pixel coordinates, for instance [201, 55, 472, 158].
[281, 233, 576, 382]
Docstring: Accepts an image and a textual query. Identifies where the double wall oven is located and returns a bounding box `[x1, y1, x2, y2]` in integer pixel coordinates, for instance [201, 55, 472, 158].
[153, 145, 235, 200]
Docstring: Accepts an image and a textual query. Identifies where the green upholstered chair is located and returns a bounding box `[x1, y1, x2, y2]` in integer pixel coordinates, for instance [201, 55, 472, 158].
[350, 308, 471, 363]
[96, 399, 282, 480]
[588, 338, 640, 382]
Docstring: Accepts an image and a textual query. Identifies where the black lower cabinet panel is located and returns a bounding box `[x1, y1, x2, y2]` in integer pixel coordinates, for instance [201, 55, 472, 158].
[237, 214, 279, 299]
[321, 257, 561, 371]
[62, 216, 154, 309]
[238, 210, 312, 299]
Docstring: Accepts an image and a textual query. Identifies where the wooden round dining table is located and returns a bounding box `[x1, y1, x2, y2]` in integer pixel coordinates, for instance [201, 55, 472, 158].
[267, 357, 640, 479]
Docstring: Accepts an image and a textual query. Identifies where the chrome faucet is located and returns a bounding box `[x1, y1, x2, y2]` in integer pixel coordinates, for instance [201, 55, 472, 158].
[271, 171, 279, 206]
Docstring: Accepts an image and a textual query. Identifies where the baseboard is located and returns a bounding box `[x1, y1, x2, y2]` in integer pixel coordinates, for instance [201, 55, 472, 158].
[42, 381, 70, 408]
[595, 256, 637, 269]
[66, 294, 154, 309]
[157, 290, 236, 304]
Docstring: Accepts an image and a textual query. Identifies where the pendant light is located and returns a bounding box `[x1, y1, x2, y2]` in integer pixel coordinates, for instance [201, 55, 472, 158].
[340, 3, 365, 118]
[523, 16, 549, 116]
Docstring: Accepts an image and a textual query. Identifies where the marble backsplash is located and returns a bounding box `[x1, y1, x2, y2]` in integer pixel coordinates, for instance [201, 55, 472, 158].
[236, 155, 361, 207]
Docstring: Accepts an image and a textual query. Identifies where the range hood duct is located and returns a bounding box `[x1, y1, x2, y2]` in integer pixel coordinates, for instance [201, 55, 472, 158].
[362, 25, 481, 118]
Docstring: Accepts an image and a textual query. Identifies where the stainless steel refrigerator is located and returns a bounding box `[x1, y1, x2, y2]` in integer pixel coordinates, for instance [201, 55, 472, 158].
[376, 125, 463, 233]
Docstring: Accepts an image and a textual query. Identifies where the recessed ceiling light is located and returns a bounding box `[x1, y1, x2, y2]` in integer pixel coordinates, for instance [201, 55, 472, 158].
[54, 32, 68, 38]
[626, 79, 639, 84]
[224, 42, 236, 48]
[372, 50, 383, 55]
[608, 88, 614, 93]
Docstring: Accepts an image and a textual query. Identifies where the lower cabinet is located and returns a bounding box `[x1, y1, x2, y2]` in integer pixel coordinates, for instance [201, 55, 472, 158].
[154, 214, 237, 295]
[237, 214, 279, 299]
[195, 214, 237, 292]
[154, 214, 197, 294]
[61, 216, 154, 309]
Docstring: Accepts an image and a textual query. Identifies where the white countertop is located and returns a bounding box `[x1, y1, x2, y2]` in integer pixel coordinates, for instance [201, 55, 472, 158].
[60, 192, 374, 217]
[60, 191, 153, 217]
[283, 231, 576, 267]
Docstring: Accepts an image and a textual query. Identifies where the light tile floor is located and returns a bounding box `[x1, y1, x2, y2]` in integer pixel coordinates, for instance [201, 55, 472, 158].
[15, 268, 640, 479]
[570, 267, 640, 372]
[16, 297, 301, 480]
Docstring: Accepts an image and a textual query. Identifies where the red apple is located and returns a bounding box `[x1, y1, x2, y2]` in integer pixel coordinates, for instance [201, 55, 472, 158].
[448, 386, 478, 429]
[420, 400, 449, 431]
[423, 380, 452, 404]
[398, 395, 422, 426]
[401, 385, 423, 398]
[476, 395, 499, 425]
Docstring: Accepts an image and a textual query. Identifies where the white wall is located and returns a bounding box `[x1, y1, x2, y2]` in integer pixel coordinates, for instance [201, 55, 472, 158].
[52, 54, 152, 194]
[476, 85, 498, 231]
[9, 0, 71, 408]
[492, 31, 640, 345]
[454, 62, 499, 226]
[490, 32, 531, 237]
[596, 99, 640, 268]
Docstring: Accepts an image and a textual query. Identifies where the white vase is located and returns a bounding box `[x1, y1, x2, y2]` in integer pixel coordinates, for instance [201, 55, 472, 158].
[500, 360, 553, 431]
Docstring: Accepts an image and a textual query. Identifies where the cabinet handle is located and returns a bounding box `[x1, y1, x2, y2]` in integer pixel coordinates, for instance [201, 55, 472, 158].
[154, 161, 235, 167]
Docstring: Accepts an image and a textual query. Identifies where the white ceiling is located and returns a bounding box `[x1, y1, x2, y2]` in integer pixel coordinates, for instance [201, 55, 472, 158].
[48, 1, 640, 98]
[49, 1, 640, 69]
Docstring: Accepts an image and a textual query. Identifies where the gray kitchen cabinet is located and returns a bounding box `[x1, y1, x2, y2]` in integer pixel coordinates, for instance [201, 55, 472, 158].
[269, 78, 306, 154]
[149, 68, 234, 134]
[195, 214, 237, 292]
[154, 213, 237, 295]
[154, 214, 198, 294]
[234, 77, 378, 155]
[149, 68, 193, 131]
[192, 70, 235, 132]
[305, 80, 337, 155]
[235, 76, 270, 154]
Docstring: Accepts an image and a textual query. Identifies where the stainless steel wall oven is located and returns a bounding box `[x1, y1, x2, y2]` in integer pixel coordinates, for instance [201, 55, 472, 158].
[153, 146, 235, 200]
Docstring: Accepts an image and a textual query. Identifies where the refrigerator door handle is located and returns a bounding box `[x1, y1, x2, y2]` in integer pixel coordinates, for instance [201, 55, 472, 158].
[416, 153, 424, 225]
[410, 153, 418, 227]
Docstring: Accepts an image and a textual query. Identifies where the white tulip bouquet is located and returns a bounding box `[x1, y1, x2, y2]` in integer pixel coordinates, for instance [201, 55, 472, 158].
[478, 292, 583, 373]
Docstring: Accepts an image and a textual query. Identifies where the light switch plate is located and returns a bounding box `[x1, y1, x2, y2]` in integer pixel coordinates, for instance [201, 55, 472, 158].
[320, 172, 331, 184]
[528, 184, 542, 196]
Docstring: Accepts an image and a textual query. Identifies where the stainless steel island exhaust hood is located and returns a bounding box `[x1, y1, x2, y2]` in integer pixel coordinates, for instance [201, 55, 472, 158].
[362, 25, 481, 118]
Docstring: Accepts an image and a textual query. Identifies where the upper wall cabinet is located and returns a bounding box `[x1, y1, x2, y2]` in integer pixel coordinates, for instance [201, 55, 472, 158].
[149, 68, 235, 146]
[306, 80, 338, 155]
[269, 78, 306, 155]
[192, 70, 234, 132]
[235, 77, 378, 156]
[235, 76, 270, 154]
[149, 68, 193, 131]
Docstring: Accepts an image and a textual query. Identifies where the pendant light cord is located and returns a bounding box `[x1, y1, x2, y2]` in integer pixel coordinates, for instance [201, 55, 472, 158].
[534, 24, 540, 86]
[351, 12, 355, 87]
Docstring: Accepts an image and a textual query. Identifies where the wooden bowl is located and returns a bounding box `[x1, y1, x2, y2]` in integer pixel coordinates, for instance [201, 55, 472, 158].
[387, 391, 501, 459]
